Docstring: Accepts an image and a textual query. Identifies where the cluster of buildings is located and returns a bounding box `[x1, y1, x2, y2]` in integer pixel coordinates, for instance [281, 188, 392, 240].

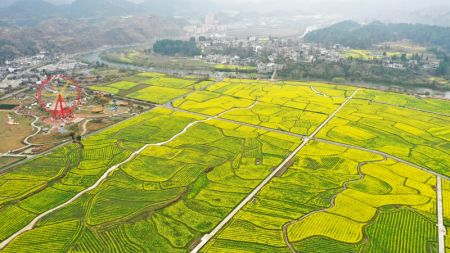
[0, 53, 88, 97]
[183, 13, 228, 36]
[194, 36, 443, 74]
[194, 37, 319, 73]
[37, 59, 88, 73]
[0, 52, 51, 82]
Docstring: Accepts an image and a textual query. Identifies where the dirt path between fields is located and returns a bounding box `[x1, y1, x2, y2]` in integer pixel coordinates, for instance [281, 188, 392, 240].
[310, 86, 332, 98]
[80, 119, 91, 136]
[190, 89, 359, 253]
[0, 101, 258, 250]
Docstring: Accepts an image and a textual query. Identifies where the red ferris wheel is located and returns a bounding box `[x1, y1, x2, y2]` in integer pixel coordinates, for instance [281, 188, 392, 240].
[35, 75, 82, 120]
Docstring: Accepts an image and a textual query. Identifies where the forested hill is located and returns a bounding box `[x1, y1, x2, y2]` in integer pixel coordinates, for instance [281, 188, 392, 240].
[0, 16, 182, 62]
[304, 21, 450, 52]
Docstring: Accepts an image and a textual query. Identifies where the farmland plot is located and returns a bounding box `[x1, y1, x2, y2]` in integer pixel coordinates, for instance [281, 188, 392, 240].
[0, 108, 202, 243]
[1, 75, 448, 253]
[317, 99, 450, 175]
[0, 109, 301, 252]
[203, 141, 438, 253]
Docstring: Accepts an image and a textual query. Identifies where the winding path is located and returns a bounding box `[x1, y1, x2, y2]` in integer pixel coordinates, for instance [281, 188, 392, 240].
[9, 112, 42, 154]
[2, 84, 448, 251]
[0, 100, 258, 250]
[310, 86, 331, 98]
[1, 112, 150, 173]
[190, 89, 359, 253]
[80, 119, 91, 136]
[22, 115, 42, 146]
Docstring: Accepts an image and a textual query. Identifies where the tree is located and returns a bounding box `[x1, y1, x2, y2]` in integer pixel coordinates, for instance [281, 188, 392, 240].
[305, 21, 450, 53]
[436, 61, 448, 76]
[69, 132, 76, 142]
[153, 39, 200, 56]
[400, 54, 407, 62]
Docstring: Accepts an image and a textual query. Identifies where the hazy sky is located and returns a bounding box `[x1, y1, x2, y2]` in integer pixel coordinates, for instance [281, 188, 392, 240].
[2, 0, 450, 23]
[10, 0, 450, 8]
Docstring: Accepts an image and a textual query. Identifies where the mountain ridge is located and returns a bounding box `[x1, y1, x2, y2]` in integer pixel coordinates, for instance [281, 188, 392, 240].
[0, 0, 143, 21]
[305, 21, 450, 52]
[0, 15, 182, 62]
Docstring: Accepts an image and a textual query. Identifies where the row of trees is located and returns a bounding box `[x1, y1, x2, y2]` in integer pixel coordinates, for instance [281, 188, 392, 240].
[305, 21, 450, 52]
[152, 38, 200, 57]
[432, 49, 449, 76]
[280, 60, 448, 90]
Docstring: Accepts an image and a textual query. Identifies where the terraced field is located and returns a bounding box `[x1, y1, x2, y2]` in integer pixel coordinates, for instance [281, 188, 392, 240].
[90, 81, 142, 95]
[364, 207, 437, 252]
[205, 79, 353, 114]
[89, 73, 211, 104]
[173, 79, 353, 135]
[1, 75, 449, 253]
[127, 86, 190, 104]
[0, 108, 204, 243]
[317, 99, 450, 176]
[0, 105, 302, 252]
[203, 141, 439, 252]
[355, 88, 450, 115]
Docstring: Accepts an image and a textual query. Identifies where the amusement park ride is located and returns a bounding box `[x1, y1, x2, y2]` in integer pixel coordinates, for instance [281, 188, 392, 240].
[35, 75, 82, 121]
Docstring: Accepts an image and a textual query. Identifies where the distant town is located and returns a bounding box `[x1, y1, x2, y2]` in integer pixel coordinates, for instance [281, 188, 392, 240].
[0, 52, 88, 97]
[0, 13, 448, 98]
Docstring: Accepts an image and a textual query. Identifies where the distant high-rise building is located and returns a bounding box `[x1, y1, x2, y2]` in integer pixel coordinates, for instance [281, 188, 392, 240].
[205, 13, 216, 26]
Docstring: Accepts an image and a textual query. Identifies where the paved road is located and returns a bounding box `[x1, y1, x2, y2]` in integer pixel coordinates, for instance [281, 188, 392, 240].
[436, 176, 447, 253]
[190, 89, 359, 253]
[23, 115, 42, 146]
[0, 87, 30, 101]
[0, 154, 29, 158]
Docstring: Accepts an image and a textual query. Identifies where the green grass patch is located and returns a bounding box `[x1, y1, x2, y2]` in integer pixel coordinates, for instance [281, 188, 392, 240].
[364, 208, 437, 252]
[108, 81, 139, 90]
[214, 64, 257, 73]
[127, 86, 190, 104]
[89, 85, 120, 94]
